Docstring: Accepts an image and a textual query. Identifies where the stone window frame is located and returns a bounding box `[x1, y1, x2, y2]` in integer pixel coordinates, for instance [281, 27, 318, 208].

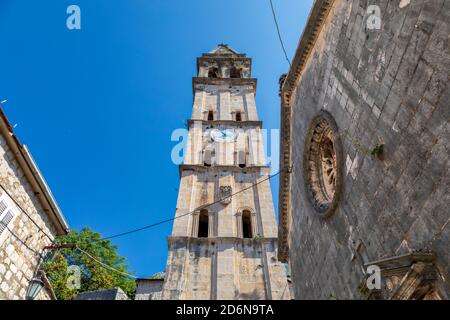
[231, 110, 245, 122]
[192, 208, 215, 238]
[205, 110, 215, 121]
[203, 144, 216, 167]
[0, 192, 19, 245]
[303, 110, 343, 219]
[235, 207, 258, 238]
[235, 133, 250, 168]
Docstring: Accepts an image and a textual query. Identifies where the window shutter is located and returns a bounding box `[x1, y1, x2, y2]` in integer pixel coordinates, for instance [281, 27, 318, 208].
[0, 196, 17, 240]
[0, 200, 7, 216]
[0, 210, 14, 236]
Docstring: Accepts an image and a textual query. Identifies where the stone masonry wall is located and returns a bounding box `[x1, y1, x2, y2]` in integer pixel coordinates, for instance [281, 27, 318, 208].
[162, 238, 289, 300]
[171, 170, 279, 239]
[163, 168, 289, 300]
[287, 0, 449, 299]
[135, 280, 164, 300]
[0, 133, 58, 300]
[191, 85, 259, 121]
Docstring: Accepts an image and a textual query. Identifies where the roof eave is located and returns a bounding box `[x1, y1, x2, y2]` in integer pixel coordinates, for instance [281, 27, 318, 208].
[0, 106, 69, 235]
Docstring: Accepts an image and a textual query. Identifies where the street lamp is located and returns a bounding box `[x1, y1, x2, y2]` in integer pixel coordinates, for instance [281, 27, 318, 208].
[24, 244, 75, 300]
[25, 276, 45, 300]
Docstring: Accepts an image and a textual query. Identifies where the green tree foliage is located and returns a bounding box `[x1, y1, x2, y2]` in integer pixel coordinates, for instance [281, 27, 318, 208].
[42, 228, 136, 300]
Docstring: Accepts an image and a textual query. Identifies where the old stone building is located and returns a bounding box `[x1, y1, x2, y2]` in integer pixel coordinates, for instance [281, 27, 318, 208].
[161, 45, 290, 300]
[75, 288, 130, 300]
[278, 0, 449, 299]
[0, 105, 69, 299]
[135, 274, 164, 300]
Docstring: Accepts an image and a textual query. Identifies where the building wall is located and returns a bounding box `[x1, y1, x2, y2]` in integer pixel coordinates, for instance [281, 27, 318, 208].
[163, 169, 287, 300]
[286, 0, 449, 299]
[185, 123, 266, 167]
[0, 133, 57, 300]
[171, 170, 278, 238]
[162, 238, 289, 300]
[135, 280, 164, 300]
[191, 85, 258, 121]
[75, 288, 129, 300]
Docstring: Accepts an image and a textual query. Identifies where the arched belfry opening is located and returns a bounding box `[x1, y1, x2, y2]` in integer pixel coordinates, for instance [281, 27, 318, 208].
[208, 67, 219, 78]
[207, 111, 214, 121]
[198, 209, 209, 238]
[236, 112, 242, 122]
[230, 66, 241, 78]
[242, 210, 253, 238]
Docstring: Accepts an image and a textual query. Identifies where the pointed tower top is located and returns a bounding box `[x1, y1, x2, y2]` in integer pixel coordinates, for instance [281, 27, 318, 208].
[208, 44, 240, 55]
[196, 44, 252, 80]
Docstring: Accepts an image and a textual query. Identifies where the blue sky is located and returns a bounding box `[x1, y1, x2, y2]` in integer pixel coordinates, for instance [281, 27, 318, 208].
[0, 0, 313, 277]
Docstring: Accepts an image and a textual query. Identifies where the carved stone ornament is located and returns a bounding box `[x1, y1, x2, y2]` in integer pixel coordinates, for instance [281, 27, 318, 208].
[303, 111, 343, 218]
[364, 250, 446, 300]
[219, 186, 232, 205]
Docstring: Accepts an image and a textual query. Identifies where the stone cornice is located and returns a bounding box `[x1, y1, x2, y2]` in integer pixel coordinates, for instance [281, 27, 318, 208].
[168, 236, 278, 247]
[278, 0, 336, 263]
[197, 56, 251, 64]
[198, 54, 248, 59]
[192, 77, 257, 94]
[179, 165, 271, 177]
[364, 251, 436, 273]
[187, 119, 263, 128]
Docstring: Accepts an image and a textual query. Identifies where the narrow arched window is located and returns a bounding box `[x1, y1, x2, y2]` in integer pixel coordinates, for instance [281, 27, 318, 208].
[204, 149, 212, 167]
[230, 67, 241, 78]
[238, 150, 246, 168]
[198, 209, 209, 238]
[208, 67, 219, 78]
[242, 210, 252, 238]
[236, 112, 242, 122]
[207, 111, 214, 121]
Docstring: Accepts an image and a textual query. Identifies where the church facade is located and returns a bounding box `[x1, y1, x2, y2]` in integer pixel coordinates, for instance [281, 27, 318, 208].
[161, 45, 290, 300]
[278, 0, 449, 299]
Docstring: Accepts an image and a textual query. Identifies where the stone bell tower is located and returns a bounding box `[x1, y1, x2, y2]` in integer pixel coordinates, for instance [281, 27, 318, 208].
[161, 45, 290, 300]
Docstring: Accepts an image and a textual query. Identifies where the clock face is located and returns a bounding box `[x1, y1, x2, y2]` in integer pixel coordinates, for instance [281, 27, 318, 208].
[211, 129, 236, 142]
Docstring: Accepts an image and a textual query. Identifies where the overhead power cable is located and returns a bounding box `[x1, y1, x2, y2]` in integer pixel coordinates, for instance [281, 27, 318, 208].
[0, 183, 54, 242]
[2, 168, 284, 280]
[269, 0, 291, 66]
[1, 218, 138, 279]
[101, 170, 282, 241]
[75, 246, 138, 279]
[2, 223, 42, 257]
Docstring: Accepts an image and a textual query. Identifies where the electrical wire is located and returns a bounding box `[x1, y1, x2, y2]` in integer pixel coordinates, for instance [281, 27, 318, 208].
[269, 0, 291, 66]
[77, 170, 285, 279]
[0, 205, 137, 279]
[2, 223, 42, 257]
[100, 170, 282, 241]
[0, 183, 54, 242]
[75, 246, 138, 279]
[1, 170, 285, 281]
[1, 170, 284, 280]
